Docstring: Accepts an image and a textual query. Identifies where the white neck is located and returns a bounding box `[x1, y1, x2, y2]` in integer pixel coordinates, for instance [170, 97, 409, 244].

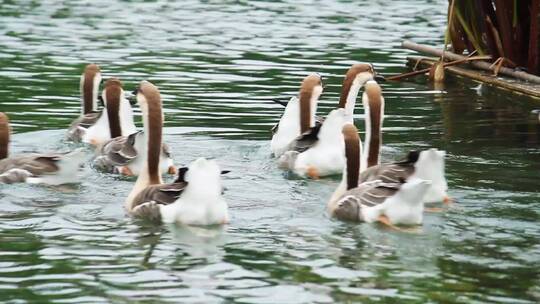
[309, 86, 322, 127]
[344, 81, 362, 122]
[92, 74, 101, 111]
[119, 97, 136, 135]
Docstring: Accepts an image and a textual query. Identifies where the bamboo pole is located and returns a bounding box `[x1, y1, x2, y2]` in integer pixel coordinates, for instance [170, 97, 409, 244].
[402, 40, 540, 84]
[407, 56, 540, 98]
[386, 55, 491, 81]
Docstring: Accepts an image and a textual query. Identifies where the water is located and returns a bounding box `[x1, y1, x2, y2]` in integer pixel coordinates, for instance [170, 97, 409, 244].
[1, 0, 539, 303]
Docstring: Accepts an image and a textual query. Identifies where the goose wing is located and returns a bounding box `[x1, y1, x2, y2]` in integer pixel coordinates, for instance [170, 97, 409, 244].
[94, 132, 139, 172]
[67, 111, 102, 141]
[284, 119, 324, 153]
[271, 114, 324, 137]
[130, 182, 188, 222]
[0, 153, 63, 176]
[359, 151, 419, 183]
[333, 181, 401, 221]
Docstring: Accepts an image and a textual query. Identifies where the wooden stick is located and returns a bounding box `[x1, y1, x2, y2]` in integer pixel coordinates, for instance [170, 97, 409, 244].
[407, 56, 540, 98]
[402, 40, 540, 84]
[386, 55, 491, 81]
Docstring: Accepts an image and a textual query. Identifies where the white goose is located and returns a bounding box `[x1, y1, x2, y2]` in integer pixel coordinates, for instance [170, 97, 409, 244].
[270, 73, 322, 157]
[124, 81, 228, 225]
[0, 112, 85, 185]
[67, 64, 103, 142]
[328, 124, 431, 226]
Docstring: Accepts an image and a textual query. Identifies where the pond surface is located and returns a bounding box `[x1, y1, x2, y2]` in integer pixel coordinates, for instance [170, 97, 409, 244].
[1, 0, 540, 303]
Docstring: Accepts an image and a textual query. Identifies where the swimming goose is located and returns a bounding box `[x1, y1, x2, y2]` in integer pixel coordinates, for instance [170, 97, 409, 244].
[270, 73, 323, 157]
[359, 148, 449, 204]
[0, 112, 85, 185]
[328, 124, 431, 225]
[274, 65, 383, 178]
[67, 64, 103, 142]
[80, 78, 137, 146]
[271, 64, 378, 155]
[124, 81, 228, 225]
[92, 80, 175, 176]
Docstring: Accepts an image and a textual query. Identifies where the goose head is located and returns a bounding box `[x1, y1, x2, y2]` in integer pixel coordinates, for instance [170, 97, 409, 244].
[363, 80, 384, 168]
[0, 112, 10, 159]
[338, 63, 377, 116]
[299, 73, 323, 133]
[80, 64, 102, 114]
[184, 158, 223, 197]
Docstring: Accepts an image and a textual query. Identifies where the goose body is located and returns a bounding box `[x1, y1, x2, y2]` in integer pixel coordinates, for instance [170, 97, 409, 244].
[328, 124, 430, 225]
[124, 81, 227, 225]
[279, 108, 347, 177]
[0, 113, 85, 185]
[360, 149, 448, 203]
[67, 64, 103, 142]
[94, 130, 175, 176]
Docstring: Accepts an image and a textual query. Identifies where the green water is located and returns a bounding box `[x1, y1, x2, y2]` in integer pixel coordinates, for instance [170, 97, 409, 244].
[1, 1, 539, 303]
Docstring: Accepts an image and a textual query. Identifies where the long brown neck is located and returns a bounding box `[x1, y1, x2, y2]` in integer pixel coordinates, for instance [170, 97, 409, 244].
[146, 96, 162, 185]
[105, 87, 122, 138]
[299, 90, 312, 133]
[339, 75, 354, 109]
[366, 89, 382, 168]
[343, 125, 360, 190]
[83, 73, 95, 114]
[0, 114, 9, 159]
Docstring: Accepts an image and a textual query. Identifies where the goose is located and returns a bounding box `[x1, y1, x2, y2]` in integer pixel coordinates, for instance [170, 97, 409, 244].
[270, 64, 379, 157]
[270, 73, 322, 157]
[0, 112, 85, 185]
[359, 148, 449, 204]
[124, 81, 228, 225]
[67, 64, 103, 142]
[80, 78, 138, 146]
[277, 66, 384, 178]
[328, 124, 431, 225]
[92, 80, 175, 176]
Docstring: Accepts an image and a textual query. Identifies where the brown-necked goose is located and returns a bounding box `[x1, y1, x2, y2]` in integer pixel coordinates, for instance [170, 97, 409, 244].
[67, 64, 103, 142]
[328, 124, 431, 225]
[276, 64, 383, 178]
[0, 113, 85, 185]
[92, 79, 175, 176]
[270, 73, 323, 157]
[124, 81, 228, 225]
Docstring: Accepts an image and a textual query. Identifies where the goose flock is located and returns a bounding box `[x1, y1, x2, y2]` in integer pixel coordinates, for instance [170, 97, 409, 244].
[0, 63, 450, 228]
